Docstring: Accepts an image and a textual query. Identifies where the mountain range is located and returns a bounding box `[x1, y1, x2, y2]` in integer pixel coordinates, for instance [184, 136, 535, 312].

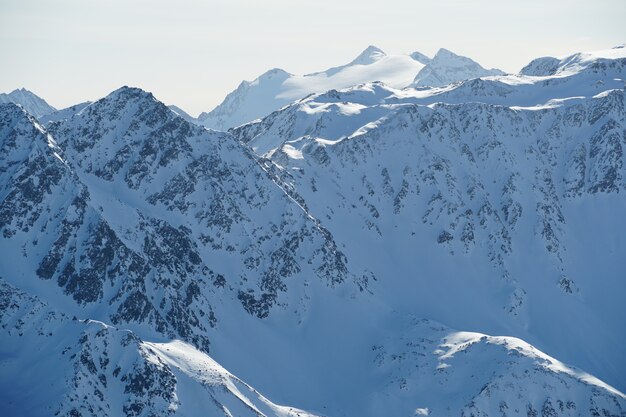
[195, 46, 504, 131]
[1, 45, 625, 417]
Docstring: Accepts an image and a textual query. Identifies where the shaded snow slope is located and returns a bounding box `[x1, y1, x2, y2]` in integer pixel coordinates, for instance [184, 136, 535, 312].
[0, 279, 319, 417]
[1, 278, 623, 417]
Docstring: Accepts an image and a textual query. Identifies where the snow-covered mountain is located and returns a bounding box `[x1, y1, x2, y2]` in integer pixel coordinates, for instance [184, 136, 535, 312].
[167, 104, 197, 124]
[233, 46, 626, 393]
[1, 45, 625, 417]
[0, 87, 56, 118]
[0, 87, 354, 352]
[520, 44, 626, 76]
[412, 48, 505, 87]
[196, 46, 502, 131]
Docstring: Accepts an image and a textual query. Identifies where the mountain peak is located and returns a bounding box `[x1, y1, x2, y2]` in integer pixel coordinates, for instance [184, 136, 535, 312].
[0, 87, 56, 118]
[434, 47, 458, 57]
[92, 86, 162, 114]
[105, 85, 155, 102]
[432, 48, 467, 62]
[350, 45, 386, 65]
[413, 48, 505, 87]
[12, 87, 32, 94]
[256, 68, 292, 81]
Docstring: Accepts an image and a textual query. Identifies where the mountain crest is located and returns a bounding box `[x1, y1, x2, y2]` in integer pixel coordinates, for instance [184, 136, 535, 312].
[410, 50, 432, 64]
[433, 47, 459, 59]
[413, 47, 505, 87]
[254, 68, 292, 82]
[102, 85, 157, 104]
[349, 45, 386, 65]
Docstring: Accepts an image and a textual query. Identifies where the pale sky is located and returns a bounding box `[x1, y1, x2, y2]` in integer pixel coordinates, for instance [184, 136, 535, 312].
[1, 0, 624, 116]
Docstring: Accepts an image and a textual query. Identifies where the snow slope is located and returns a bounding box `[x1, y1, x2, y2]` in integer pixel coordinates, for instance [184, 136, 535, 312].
[196, 46, 502, 131]
[0, 87, 56, 118]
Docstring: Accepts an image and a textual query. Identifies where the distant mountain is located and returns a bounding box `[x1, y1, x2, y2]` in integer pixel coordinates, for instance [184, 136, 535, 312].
[0, 87, 56, 118]
[197, 46, 505, 132]
[412, 48, 505, 87]
[521, 43, 626, 76]
[168, 104, 197, 123]
[196, 45, 431, 131]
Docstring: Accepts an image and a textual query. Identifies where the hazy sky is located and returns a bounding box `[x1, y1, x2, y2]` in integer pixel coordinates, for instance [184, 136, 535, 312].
[1, 0, 625, 116]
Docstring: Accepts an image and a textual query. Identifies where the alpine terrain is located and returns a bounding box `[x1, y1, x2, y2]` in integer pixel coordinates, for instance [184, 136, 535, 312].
[0, 45, 625, 417]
